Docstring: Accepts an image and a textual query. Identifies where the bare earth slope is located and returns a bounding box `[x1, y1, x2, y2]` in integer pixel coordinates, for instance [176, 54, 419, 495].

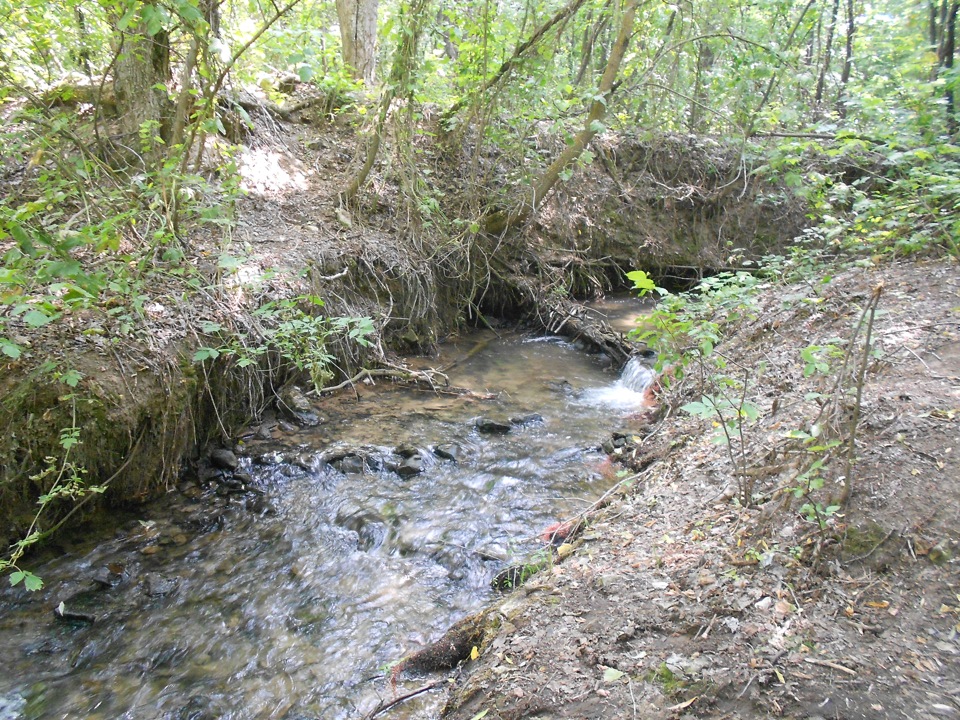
[440, 259, 960, 720]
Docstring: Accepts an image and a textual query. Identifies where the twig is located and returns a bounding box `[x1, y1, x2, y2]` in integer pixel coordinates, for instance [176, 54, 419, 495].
[839, 283, 882, 504]
[36, 425, 148, 542]
[313, 267, 350, 281]
[804, 657, 857, 676]
[362, 679, 447, 719]
[844, 528, 896, 563]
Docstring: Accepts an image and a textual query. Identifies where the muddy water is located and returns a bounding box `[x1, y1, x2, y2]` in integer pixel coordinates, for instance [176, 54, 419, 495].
[0, 322, 651, 720]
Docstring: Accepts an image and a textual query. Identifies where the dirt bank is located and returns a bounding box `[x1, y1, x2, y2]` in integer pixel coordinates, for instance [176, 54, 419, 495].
[1, 111, 805, 544]
[434, 259, 960, 720]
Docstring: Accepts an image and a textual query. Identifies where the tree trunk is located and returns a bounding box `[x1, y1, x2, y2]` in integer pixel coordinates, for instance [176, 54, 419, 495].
[337, 0, 379, 84]
[836, 0, 855, 117]
[340, 0, 431, 203]
[484, 0, 639, 235]
[113, 14, 172, 162]
[947, 1, 958, 134]
[815, 0, 840, 105]
[688, 41, 714, 131]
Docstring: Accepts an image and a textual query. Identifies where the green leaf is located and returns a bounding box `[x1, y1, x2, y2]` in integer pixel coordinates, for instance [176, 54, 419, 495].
[740, 402, 761, 421]
[603, 667, 626, 682]
[218, 254, 244, 271]
[60, 369, 84, 387]
[680, 401, 708, 416]
[193, 347, 220, 362]
[298, 65, 315, 82]
[9, 571, 25, 587]
[626, 270, 656, 296]
[116, 6, 139, 30]
[23, 572, 43, 591]
[468, 711, 489, 720]
[22, 309, 55, 327]
[589, 119, 606, 133]
[0, 338, 22, 359]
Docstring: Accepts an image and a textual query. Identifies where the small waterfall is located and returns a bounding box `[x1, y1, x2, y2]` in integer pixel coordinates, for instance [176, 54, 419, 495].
[578, 356, 656, 410]
[619, 357, 655, 393]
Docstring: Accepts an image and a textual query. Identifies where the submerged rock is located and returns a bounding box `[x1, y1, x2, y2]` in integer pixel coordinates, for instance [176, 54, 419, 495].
[433, 443, 461, 461]
[396, 455, 423, 478]
[142, 573, 180, 597]
[335, 454, 366, 474]
[335, 502, 389, 551]
[476, 418, 511, 434]
[510, 413, 544, 426]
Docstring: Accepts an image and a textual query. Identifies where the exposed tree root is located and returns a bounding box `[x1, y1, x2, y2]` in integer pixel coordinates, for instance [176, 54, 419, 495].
[320, 365, 449, 394]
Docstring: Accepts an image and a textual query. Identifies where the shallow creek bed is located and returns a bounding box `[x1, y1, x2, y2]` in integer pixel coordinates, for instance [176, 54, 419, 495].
[0, 326, 656, 720]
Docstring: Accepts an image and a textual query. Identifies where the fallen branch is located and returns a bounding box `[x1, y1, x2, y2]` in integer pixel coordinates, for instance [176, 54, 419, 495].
[362, 679, 448, 720]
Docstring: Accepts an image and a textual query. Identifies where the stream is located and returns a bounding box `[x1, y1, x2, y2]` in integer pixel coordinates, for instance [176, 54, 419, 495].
[0, 308, 653, 720]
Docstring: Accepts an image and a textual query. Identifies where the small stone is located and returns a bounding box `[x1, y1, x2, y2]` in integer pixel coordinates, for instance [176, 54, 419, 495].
[396, 455, 423, 478]
[337, 455, 366, 474]
[143, 573, 179, 597]
[433, 443, 461, 461]
[278, 384, 321, 426]
[141, 545, 161, 556]
[477, 418, 511, 434]
[395, 444, 420, 459]
[172, 534, 189, 546]
[210, 448, 239, 471]
[253, 451, 283, 465]
[91, 565, 126, 588]
[928, 542, 952, 565]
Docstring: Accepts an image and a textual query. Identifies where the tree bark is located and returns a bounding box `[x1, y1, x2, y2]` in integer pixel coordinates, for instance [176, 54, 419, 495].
[484, 0, 639, 235]
[337, 0, 379, 84]
[574, 7, 610, 86]
[815, 0, 840, 105]
[947, 1, 958, 134]
[112, 11, 172, 159]
[836, 0, 855, 117]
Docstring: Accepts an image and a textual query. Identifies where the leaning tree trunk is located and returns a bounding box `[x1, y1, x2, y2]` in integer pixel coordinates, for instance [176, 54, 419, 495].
[339, 0, 431, 203]
[113, 17, 171, 162]
[336, 0, 379, 84]
[484, 0, 639, 235]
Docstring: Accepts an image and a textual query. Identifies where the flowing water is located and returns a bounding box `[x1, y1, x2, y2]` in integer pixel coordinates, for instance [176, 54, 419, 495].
[0, 319, 653, 720]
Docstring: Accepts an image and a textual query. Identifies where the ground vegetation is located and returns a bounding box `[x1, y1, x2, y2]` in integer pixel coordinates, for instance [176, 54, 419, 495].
[0, 3, 957, 714]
